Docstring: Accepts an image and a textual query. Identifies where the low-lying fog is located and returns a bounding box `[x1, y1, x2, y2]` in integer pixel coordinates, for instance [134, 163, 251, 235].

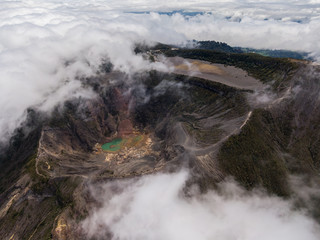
[82, 169, 320, 240]
[2, 1, 320, 239]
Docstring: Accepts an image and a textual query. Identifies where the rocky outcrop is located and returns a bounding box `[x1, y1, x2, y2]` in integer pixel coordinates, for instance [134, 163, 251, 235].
[2, 56, 319, 239]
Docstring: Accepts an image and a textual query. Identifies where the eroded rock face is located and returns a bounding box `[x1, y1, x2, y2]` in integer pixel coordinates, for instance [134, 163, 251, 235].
[118, 119, 134, 137]
[36, 85, 169, 180]
[3, 43, 320, 238]
[0, 70, 258, 239]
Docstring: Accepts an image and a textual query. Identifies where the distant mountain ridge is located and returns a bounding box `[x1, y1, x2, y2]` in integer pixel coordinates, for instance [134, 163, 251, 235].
[193, 40, 310, 60]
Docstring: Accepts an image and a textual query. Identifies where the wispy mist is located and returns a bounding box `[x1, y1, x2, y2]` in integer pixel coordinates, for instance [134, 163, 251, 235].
[82, 169, 320, 240]
[1, 0, 320, 144]
[1, 1, 320, 238]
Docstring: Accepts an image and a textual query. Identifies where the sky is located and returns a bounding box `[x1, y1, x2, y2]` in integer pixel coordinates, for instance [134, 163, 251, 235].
[1, 0, 320, 144]
[1, 1, 320, 239]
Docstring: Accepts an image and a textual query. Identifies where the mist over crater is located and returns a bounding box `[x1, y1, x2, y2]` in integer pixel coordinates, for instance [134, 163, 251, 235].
[1, 1, 320, 240]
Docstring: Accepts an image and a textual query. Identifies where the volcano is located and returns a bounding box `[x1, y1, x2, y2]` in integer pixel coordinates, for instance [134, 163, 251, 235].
[1, 43, 320, 239]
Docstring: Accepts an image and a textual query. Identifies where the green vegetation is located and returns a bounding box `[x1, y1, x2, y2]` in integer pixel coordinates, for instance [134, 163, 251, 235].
[1, 41, 316, 237]
[237, 47, 309, 60]
[0, 196, 61, 240]
[137, 41, 304, 90]
[195, 40, 309, 60]
[24, 153, 50, 194]
[164, 49, 298, 86]
[25, 153, 39, 180]
[218, 109, 290, 197]
[196, 40, 242, 53]
[26, 197, 61, 240]
[0, 126, 41, 193]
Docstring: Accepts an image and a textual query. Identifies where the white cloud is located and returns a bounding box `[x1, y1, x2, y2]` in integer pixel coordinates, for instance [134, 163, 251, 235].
[1, 0, 320, 143]
[0, 1, 170, 144]
[1, 1, 320, 238]
[81, 169, 320, 240]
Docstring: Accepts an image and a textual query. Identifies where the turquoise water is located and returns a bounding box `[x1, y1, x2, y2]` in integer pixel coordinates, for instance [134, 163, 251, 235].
[101, 138, 123, 152]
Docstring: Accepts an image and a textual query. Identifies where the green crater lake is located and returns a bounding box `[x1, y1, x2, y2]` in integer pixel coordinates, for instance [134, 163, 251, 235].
[102, 138, 123, 152]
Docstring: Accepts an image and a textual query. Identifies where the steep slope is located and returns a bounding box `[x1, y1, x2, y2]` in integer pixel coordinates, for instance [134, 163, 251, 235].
[217, 63, 320, 218]
[0, 70, 251, 239]
[1, 46, 319, 239]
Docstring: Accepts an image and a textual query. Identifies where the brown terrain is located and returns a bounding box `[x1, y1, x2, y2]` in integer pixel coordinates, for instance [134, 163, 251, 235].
[3, 52, 320, 240]
[165, 57, 265, 91]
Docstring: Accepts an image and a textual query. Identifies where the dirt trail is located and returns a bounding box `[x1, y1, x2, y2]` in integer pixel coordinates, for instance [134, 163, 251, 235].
[240, 111, 252, 129]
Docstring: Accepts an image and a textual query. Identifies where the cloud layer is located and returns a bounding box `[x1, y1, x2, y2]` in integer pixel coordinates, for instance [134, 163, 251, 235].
[1, 1, 320, 238]
[82, 170, 320, 240]
[1, 0, 320, 144]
